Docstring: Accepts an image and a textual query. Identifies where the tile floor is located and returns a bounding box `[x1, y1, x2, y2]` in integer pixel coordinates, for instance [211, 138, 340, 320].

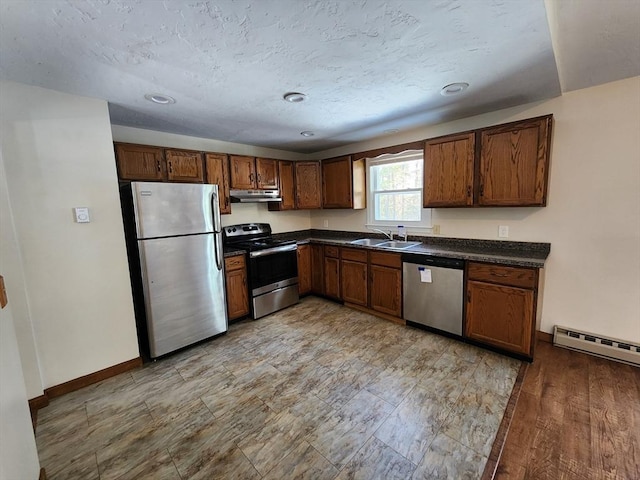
[36, 297, 521, 479]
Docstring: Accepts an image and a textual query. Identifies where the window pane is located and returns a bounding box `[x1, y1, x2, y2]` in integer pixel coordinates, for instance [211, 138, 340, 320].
[372, 159, 422, 191]
[374, 192, 422, 221]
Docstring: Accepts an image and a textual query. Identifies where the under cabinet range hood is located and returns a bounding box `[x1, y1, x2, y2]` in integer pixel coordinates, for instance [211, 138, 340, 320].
[230, 189, 282, 203]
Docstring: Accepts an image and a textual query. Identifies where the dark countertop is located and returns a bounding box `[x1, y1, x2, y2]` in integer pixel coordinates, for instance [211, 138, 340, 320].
[273, 229, 550, 268]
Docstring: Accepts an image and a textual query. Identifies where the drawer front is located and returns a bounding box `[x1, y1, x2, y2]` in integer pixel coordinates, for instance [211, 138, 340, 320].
[341, 247, 368, 263]
[324, 245, 340, 258]
[467, 262, 537, 289]
[370, 251, 402, 269]
[225, 254, 245, 271]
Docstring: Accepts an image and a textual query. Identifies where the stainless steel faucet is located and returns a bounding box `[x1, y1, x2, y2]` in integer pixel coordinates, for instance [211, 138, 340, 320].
[369, 228, 393, 240]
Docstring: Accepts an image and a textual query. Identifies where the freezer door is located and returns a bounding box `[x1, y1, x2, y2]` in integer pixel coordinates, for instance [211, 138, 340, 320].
[132, 182, 216, 239]
[139, 233, 227, 357]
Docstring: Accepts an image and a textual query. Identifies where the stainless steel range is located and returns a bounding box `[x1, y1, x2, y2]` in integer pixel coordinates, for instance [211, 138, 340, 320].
[223, 223, 299, 319]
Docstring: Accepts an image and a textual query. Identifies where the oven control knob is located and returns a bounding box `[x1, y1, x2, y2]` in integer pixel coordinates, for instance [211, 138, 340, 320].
[232, 227, 237, 232]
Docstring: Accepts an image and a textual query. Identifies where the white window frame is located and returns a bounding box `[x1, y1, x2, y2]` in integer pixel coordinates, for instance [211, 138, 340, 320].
[365, 150, 432, 233]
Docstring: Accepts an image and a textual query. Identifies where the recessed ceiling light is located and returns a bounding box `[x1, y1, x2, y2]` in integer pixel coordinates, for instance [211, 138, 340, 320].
[300, 131, 315, 137]
[144, 93, 176, 104]
[440, 82, 469, 96]
[283, 92, 307, 103]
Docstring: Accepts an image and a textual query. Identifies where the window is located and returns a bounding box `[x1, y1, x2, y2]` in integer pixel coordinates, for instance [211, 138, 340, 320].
[366, 150, 431, 230]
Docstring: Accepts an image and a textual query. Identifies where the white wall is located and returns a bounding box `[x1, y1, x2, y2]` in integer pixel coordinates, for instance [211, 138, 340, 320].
[309, 77, 640, 343]
[0, 149, 43, 399]
[0, 81, 140, 389]
[111, 126, 312, 233]
[0, 152, 41, 480]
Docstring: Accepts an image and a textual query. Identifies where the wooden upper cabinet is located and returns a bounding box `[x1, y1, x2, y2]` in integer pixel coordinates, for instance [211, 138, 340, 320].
[205, 152, 231, 215]
[115, 143, 165, 181]
[423, 132, 475, 207]
[229, 155, 279, 190]
[229, 155, 256, 189]
[478, 115, 552, 206]
[295, 161, 322, 209]
[268, 160, 294, 211]
[255, 158, 279, 189]
[164, 149, 204, 183]
[322, 156, 365, 209]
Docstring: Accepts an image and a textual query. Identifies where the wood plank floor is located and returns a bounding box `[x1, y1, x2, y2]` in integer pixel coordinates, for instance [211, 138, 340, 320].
[495, 341, 640, 480]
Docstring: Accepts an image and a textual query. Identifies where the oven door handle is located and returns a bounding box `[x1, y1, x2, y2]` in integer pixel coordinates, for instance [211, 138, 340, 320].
[249, 244, 297, 258]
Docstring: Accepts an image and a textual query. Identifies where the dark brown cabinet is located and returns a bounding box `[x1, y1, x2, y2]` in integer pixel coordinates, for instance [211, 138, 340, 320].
[224, 254, 249, 321]
[268, 160, 295, 211]
[115, 143, 165, 181]
[323, 246, 341, 300]
[423, 132, 475, 207]
[311, 244, 324, 295]
[297, 244, 312, 296]
[369, 252, 402, 318]
[229, 155, 279, 190]
[114, 143, 205, 183]
[164, 149, 204, 183]
[340, 248, 368, 306]
[478, 116, 552, 206]
[322, 156, 366, 209]
[423, 115, 552, 208]
[205, 152, 231, 215]
[295, 161, 322, 209]
[465, 262, 538, 358]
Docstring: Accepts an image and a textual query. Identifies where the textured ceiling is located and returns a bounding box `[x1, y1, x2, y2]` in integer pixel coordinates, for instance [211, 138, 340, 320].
[0, 1, 637, 153]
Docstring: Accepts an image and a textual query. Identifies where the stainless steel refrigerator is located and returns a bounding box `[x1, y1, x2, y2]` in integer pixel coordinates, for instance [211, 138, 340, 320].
[121, 181, 228, 358]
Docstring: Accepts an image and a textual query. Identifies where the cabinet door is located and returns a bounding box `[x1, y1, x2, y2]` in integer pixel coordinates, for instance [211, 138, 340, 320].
[224, 256, 249, 320]
[269, 160, 294, 211]
[311, 244, 324, 295]
[322, 156, 353, 208]
[256, 157, 279, 189]
[341, 260, 367, 306]
[324, 256, 341, 300]
[295, 162, 322, 209]
[205, 153, 231, 214]
[370, 265, 402, 317]
[478, 115, 552, 206]
[465, 280, 534, 356]
[115, 143, 165, 181]
[165, 150, 204, 183]
[229, 155, 256, 189]
[423, 132, 475, 207]
[297, 244, 312, 295]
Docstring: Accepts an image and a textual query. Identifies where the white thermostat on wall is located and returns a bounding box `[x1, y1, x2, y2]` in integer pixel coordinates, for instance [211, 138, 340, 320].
[73, 207, 90, 223]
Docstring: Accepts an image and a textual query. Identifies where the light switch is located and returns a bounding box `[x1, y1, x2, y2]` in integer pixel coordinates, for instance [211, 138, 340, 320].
[74, 207, 90, 223]
[498, 225, 509, 238]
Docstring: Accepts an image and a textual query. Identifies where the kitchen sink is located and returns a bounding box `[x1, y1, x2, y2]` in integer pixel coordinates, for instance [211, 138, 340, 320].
[377, 240, 422, 250]
[349, 238, 389, 246]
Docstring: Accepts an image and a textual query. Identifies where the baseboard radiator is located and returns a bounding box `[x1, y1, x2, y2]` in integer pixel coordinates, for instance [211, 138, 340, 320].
[553, 325, 640, 367]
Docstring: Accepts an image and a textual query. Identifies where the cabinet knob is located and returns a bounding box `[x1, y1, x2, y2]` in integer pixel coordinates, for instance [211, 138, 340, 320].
[479, 184, 484, 196]
[466, 185, 471, 197]
[168, 161, 173, 174]
[156, 160, 161, 172]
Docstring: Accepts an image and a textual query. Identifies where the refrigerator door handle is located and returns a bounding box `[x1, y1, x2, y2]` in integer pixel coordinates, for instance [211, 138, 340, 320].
[211, 190, 223, 271]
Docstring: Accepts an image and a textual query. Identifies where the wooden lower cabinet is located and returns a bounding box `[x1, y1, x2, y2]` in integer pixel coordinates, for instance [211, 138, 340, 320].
[324, 256, 341, 300]
[341, 260, 368, 306]
[465, 261, 538, 358]
[224, 254, 249, 321]
[297, 244, 312, 295]
[310, 244, 324, 295]
[369, 264, 402, 317]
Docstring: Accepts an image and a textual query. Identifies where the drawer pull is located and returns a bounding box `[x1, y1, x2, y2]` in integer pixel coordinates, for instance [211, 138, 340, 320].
[491, 272, 509, 277]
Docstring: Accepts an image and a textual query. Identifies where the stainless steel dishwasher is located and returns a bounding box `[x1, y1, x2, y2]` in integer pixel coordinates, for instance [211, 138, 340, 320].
[402, 253, 464, 336]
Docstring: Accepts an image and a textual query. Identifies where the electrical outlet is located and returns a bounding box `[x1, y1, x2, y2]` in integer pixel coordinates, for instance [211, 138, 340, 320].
[432, 224, 441, 234]
[323, 219, 329, 228]
[498, 225, 509, 238]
